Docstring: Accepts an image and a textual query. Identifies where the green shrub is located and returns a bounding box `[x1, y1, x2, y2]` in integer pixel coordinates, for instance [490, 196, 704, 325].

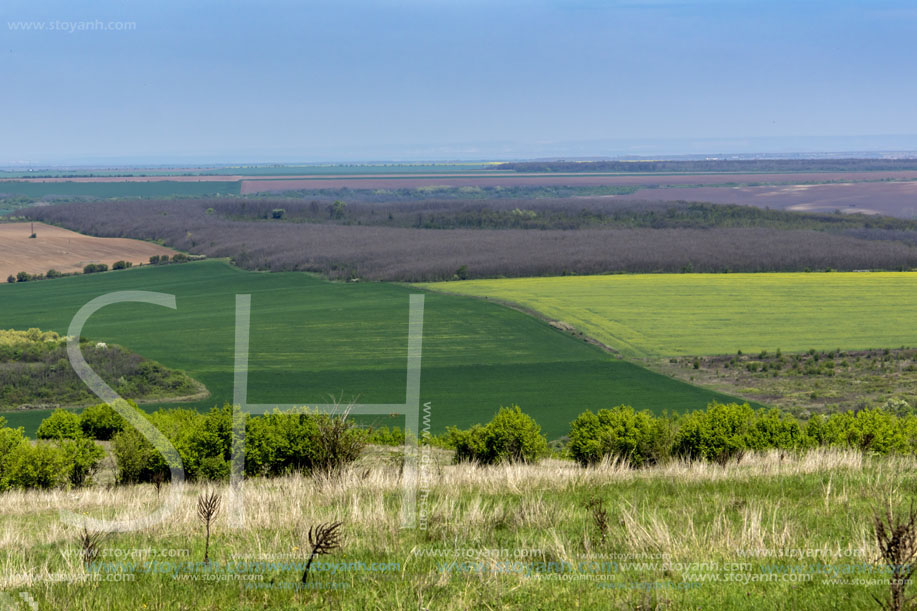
[367, 425, 405, 446]
[16, 271, 30, 282]
[144, 408, 222, 481]
[0, 421, 28, 491]
[674, 402, 756, 464]
[673, 403, 812, 464]
[249, 412, 319, 476]
[803, 414, 841, 447]
[36, 409, 84, 440]
[80, 403, 128, 440]
[421, 431, 454, 449]
[448, 424, 488, 463]
[59, 437, 105, 486]
[110, 405, 364, 482]
[822, 408, 909, 454]
[309, 412, 366, 473]
[448, 406, 548, 464]
[112, 260, 133, 270]
[111, 426, 162, 484]
[5, 442, 71, 489]
[110, 406, 208, 483]
[568, 405, 673, 467]
[244, 412, 284, 476]
[244, 409, 365, 476]
[745, 408, 809, 452]
[808, 409, 909, 452]
[82, 263, 109, 274]
[198, 455, 231, 481]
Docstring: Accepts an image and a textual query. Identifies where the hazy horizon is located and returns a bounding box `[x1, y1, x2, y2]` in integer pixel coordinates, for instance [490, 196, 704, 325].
[5, 135, 917, 169]
[3, 0, 917, 164]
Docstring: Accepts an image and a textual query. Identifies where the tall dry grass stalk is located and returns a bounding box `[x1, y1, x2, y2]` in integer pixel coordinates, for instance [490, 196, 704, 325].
[873, 502, 917, 611]
[197, 490, 221, 564]
[301, 521, 343, 583]
[77, 526, 104, 568]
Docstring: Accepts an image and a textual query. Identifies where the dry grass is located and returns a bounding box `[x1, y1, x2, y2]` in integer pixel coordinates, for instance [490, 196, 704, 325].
[0, 446, 914, 610]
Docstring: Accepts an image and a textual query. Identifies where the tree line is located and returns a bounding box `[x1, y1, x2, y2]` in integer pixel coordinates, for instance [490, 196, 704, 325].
[21, 199, 917, 281]
[3, 398, 915, 491]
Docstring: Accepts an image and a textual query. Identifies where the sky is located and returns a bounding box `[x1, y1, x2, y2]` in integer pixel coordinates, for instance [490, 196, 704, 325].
[1, 0, 917, 164]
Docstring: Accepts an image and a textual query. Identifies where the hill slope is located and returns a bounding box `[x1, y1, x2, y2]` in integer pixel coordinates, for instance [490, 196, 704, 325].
[0, 261, 741, 437]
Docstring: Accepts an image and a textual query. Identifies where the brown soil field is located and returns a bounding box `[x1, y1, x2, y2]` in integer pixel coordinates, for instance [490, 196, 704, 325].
[610, 180, 917, 218]
[238, 171, 917, 194]
[0, 223, 177, 279]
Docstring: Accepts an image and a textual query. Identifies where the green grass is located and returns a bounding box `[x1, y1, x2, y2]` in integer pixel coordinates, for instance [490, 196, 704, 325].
[0, 180, 241, 200]
[2, 449, 911, 609]
[0, 163, 497, 179]
[421, 272, 917, 358]
[0, 261, 740, 438]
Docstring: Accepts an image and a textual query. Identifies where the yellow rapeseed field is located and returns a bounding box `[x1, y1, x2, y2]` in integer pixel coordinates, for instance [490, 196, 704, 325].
[421, 272, 917, 357]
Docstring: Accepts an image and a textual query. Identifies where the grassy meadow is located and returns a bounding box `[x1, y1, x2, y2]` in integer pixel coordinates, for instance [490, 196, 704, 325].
[1, 447, 912, 609]
[658, 348, 917, 418]
[0, 181, 241, 200]
[0, 261, 740, 438]
[422, 272, 917, 358]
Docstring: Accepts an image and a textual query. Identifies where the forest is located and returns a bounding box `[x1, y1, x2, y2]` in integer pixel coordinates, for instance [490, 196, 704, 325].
[19, 198, 917, 281]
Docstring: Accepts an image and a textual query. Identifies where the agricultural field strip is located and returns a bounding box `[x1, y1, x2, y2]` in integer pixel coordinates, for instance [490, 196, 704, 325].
[0, 164, 497, 179]
[420, 272, 917, 358]
[7, 172, 917, 183]
[0, 261, 740, 437]
[0, 222, 178, 278]
[238, 174, 917, 195]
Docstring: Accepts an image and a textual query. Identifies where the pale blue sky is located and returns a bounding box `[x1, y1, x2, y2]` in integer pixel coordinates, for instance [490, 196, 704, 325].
[2, 0, 916, 163]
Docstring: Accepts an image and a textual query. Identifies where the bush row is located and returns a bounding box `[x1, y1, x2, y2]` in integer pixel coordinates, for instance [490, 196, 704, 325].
[7, 261, 133, 282]
[0, 417, 104, 490]
[447, 401, 917, 466]
[568, 402, 917, 466]
[110, 405, 366, 484]
[5, 253, 201, 284]
[36, 403, 127, 441]
[31, 404, 420, 486]
[6, 269, 78, 283]
[16, 399, 917, 492]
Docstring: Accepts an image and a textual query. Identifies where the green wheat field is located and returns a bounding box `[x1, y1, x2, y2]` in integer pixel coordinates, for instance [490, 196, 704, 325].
[0, 261, 739, 438]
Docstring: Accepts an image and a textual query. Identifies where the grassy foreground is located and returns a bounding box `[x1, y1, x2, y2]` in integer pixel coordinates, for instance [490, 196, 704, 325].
[0, 448, 911, 609]
[0, 261, 739, 438]
[422, 272, 917, 358]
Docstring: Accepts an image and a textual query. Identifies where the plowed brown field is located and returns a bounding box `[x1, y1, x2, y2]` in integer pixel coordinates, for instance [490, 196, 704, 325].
[0, 223, 177, 279]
